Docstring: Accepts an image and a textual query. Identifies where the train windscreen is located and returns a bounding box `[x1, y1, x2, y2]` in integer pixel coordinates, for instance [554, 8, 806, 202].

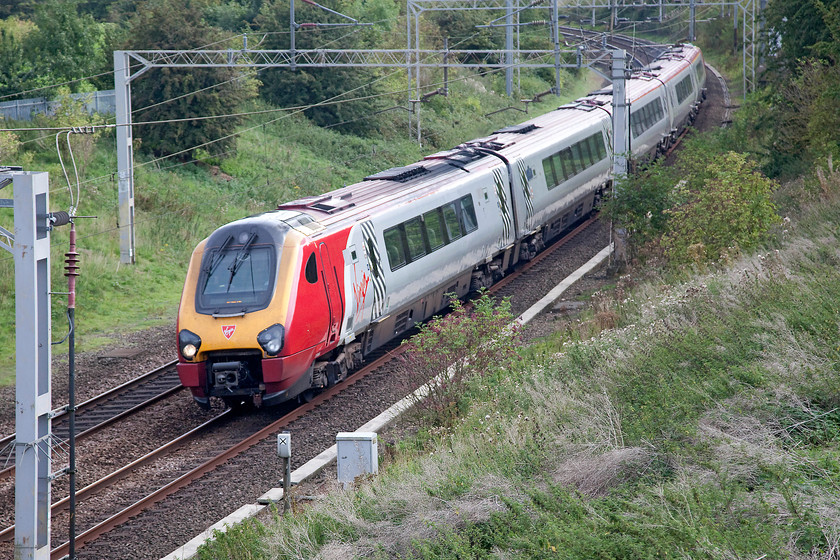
[196, 236, 276, 314]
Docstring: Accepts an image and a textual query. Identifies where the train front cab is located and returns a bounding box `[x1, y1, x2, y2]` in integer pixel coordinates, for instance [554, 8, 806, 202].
[176, 213, 339, 408]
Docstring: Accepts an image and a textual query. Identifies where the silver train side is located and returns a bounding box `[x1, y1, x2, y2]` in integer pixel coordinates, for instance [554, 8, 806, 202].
[175, 44, 706, 408]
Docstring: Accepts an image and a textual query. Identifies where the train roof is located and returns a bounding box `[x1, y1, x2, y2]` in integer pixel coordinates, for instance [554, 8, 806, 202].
[275, 43, 702, 237]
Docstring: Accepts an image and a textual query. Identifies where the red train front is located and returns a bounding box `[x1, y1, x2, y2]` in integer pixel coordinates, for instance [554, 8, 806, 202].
[176, 209, 349, 408]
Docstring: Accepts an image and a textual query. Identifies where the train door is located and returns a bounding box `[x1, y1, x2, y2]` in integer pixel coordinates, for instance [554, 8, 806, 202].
[319, 243, 343, 345]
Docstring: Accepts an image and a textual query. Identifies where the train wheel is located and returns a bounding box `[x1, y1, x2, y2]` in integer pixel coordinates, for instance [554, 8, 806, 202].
[299, 388, 321, 403]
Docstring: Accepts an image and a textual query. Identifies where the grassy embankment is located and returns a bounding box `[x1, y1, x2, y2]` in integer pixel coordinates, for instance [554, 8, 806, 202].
[0, 69, 598, 384]
[195, 168, 840, 557]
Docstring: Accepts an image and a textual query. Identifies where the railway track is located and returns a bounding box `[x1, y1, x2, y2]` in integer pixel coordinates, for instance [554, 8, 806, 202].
[0, 362, 181, 480]
[7, 214, 685, 559]
[3, 214, 606, 560]
[558, 25, 667, 68]
[49, 339, 413, 559]
[0, 409, 232, 543]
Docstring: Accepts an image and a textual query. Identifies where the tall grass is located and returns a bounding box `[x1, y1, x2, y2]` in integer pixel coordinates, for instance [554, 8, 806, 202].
[194, 174, 840, 559]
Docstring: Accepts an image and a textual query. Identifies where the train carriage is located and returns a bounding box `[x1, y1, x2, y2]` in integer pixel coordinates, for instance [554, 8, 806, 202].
[176, 43, 706, 409]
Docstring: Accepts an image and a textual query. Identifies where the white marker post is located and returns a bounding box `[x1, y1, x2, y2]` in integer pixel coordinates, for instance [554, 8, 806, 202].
[277, 432, 292, 513]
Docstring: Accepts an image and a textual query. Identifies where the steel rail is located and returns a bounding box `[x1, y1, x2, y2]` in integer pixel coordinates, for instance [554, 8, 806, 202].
[0, 409, 232, 543]
[0, 361, 181, 481]
[48, 342, 407, 559]
[0, 360, 179, 452]
[490, 216, 598, 294]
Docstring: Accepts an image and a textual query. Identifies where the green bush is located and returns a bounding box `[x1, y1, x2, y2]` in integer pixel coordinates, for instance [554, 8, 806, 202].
[605, 149, 778, 266]
[661, 151, 778, 264]
[399, 291, 520, 428]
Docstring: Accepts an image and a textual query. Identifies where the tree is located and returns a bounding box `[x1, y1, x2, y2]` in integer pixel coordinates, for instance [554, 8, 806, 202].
[431, 9, 502, 62]
[125, 0, 258, 159]
[205, 0, 265, 32]
[735, 1, 840, 178]
[0, 130, 23, 165]
[604, 145, 778, 266]
[0, 0, 36, 19]
[764, 0, 840, 75]
[602, 159, 679, 249]
[23, 0, 113, 93]
[0, 27, 34, 98]
[254, 0, 396, 135]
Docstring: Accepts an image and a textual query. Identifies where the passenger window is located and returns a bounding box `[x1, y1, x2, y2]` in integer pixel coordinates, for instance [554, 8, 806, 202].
[560, 149, 576, 179]
[676, 76, 693, 104]
[552, 153, 566, 182]
[570, 143, 586, 173]
[304, 252, 318, 284]
[404, 218, 427, 261]
[579, 139, 594, 167]
[384, 227, 407, 270]
[460, 196, 478, 233]
[542, 157, 556, 188]
[423, 209, 446, 251]
[588, 135, 603, 162]
[443, 203, 462, 241]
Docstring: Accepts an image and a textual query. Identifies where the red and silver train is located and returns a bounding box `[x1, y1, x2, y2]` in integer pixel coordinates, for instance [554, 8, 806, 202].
[176, 44, 706, 408]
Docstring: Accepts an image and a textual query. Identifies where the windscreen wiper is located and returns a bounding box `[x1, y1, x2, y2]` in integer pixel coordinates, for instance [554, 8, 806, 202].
[203, 234, 233, 276]
[226, 232, 257, 291]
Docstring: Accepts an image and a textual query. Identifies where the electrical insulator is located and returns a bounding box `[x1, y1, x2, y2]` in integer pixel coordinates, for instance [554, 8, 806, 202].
[65, 248, 80, 279]
[49, 211, 71, 228]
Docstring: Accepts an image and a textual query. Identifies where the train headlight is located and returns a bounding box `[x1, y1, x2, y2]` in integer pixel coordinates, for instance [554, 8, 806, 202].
[257, 323, 285, 357]
[179, 329, 202, 360]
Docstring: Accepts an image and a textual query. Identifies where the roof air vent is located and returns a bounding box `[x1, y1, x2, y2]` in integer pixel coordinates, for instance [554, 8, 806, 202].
[363, 165, 430, 183]
[493, 123, 539, 135]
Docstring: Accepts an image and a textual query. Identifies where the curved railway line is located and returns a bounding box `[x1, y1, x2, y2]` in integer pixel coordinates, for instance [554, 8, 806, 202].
[0, 214, 605, 560]
[2, 36, 732, 560]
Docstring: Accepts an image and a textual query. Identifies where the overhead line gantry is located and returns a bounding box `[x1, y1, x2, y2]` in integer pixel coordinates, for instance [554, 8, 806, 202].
[114, 0, 761, 264]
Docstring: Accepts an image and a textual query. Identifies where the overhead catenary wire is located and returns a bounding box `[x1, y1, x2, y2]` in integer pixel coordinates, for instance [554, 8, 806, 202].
[129, 24, 374, 116]
[6, 11, 552, 205]
[2, 17, 525, 135]
[0, 26, 528, 265]
[1, 55, 520, 135]
[14, 55, 525, 201]
[0, 29, 294, 102]
[5, 1, 546, 135]
[0, 33, 246, 103]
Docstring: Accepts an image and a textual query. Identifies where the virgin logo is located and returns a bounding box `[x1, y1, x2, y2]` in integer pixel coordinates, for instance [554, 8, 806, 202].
[221, 325, 236, 340]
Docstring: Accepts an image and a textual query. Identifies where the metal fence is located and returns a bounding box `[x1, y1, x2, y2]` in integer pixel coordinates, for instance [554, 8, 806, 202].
[0, 90, 116, 122]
